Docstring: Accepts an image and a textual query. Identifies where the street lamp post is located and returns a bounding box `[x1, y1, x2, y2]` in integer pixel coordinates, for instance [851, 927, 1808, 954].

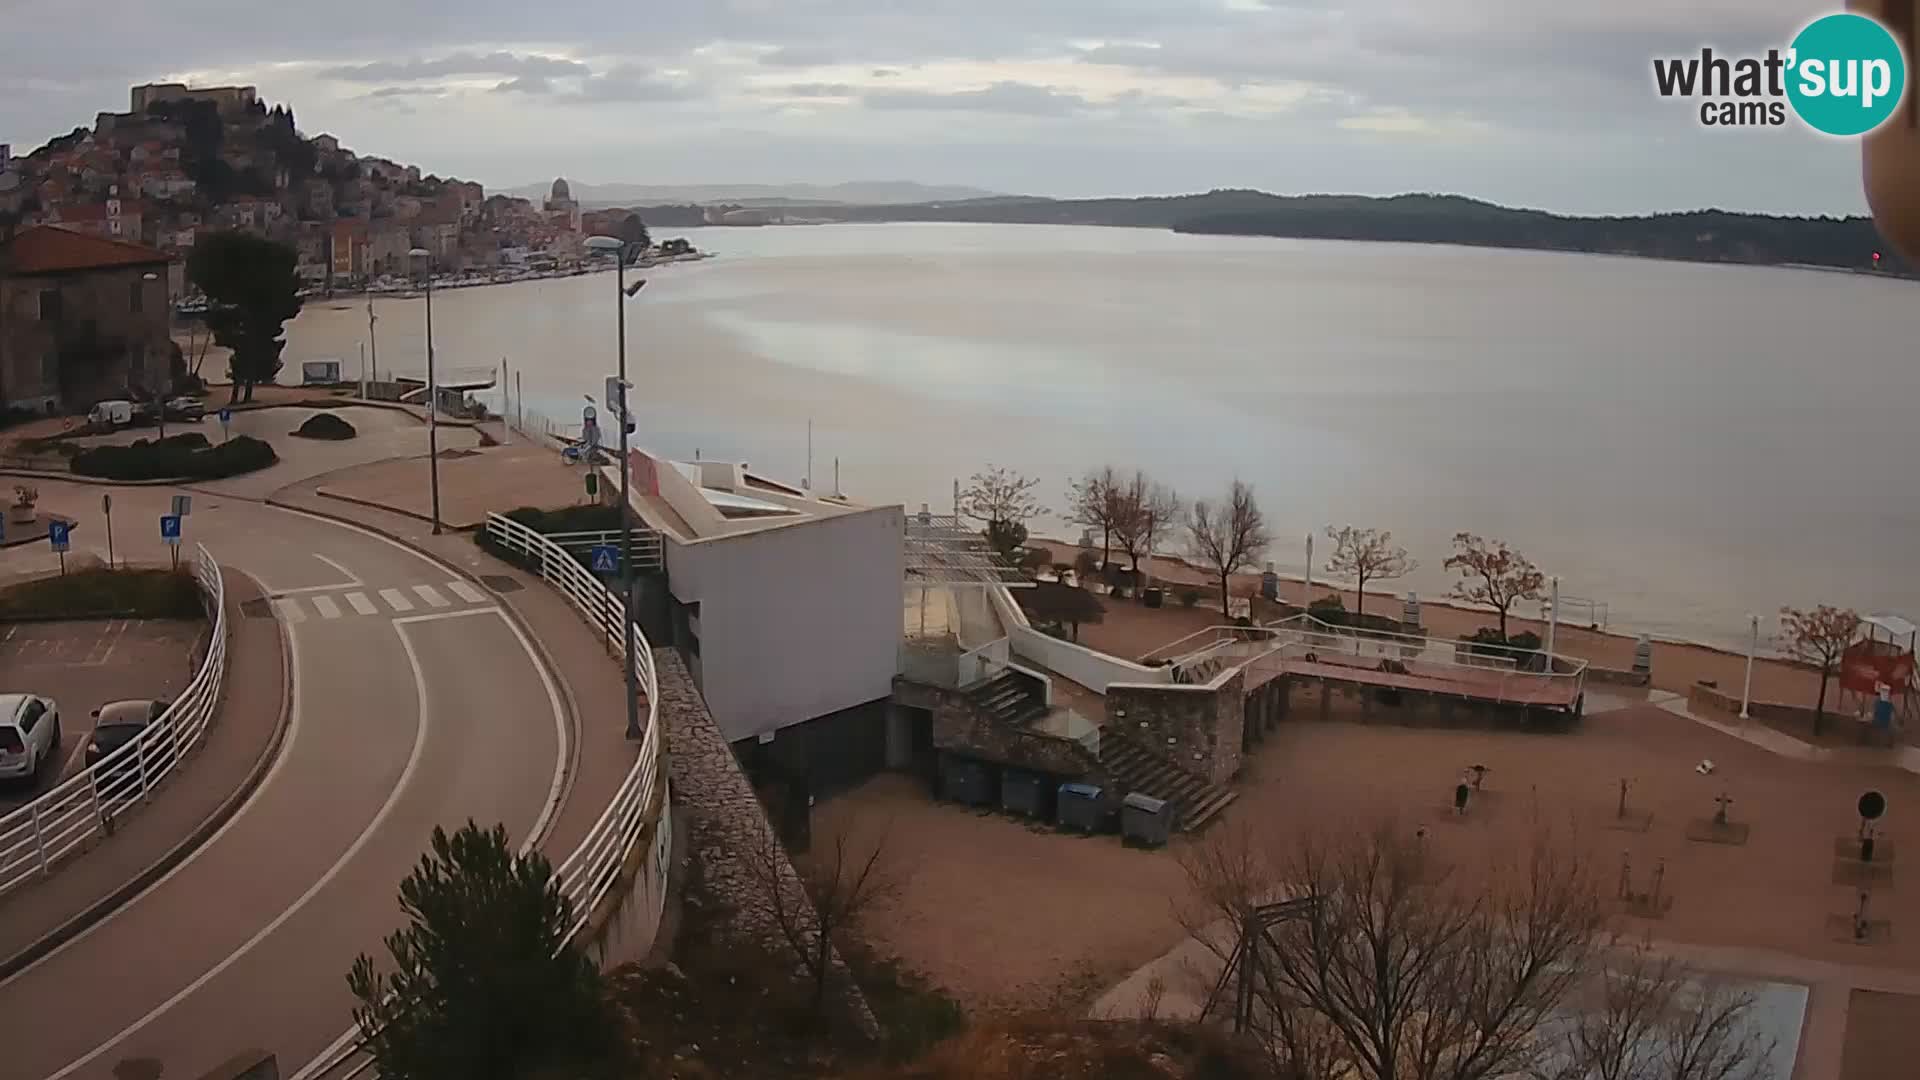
[585, 235, 648, 741]
[408, 248, 442, 534]
[1740, 614, 1759, 720]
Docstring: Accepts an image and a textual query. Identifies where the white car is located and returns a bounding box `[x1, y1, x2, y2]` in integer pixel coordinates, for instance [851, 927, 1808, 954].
[0, 694, 62, 782]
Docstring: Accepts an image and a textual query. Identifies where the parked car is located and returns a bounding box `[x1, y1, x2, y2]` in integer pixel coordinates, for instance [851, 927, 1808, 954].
[0, 694, 62, 782]
[86, 400, 134, 432]
[85, 699, 171, 771]
[163, 397, 206, 422]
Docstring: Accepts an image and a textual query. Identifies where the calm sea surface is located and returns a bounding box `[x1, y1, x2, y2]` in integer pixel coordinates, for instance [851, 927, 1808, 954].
[282, 223, 1920, 650]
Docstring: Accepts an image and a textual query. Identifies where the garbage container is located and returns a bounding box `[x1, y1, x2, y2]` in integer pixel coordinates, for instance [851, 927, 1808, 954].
[1144, 587, 1164, 609]
[1122, 792, 1173, 848]
[1001, 769, 1046, 818]
[940, 754, 995, 807]
[1057, 782, 1104, 833]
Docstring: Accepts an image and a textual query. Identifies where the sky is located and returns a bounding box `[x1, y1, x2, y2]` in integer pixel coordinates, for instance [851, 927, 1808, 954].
[0, 0, 1882, 215]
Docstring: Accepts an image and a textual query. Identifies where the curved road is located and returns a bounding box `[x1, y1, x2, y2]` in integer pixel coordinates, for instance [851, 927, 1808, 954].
[0, 483, 567, 1080]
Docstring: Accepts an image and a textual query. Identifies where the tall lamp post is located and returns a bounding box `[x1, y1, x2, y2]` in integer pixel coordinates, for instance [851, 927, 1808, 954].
[585, 234, 648, 741]
[407, 248, 442, 534]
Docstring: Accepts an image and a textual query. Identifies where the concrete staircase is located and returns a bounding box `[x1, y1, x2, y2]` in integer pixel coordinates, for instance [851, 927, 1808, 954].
[967, 670, 1049, 728]
[1098, 730, 1238, 831]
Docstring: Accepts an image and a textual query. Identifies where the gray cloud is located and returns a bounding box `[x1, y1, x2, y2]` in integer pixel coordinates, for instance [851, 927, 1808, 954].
[779, 82, 859, 98]
[321, 50, 589, 83]
[865, 81, 1089, 116]
[366, 85, 449, 99]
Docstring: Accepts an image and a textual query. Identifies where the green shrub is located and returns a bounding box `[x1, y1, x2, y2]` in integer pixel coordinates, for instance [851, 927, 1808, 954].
[1308, 594, 1348, 626]
[71, 434, 277, 481]
[292, 412, 357, 440]
[1180, 587, 1201, 608]
[0, 567, 203, 619]
[473, 504, 628, 573]
[155, 432, 211, 451]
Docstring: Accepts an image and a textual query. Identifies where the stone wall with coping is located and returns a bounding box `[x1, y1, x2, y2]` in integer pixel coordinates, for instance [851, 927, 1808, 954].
[656, 648, 878, 1038]
[1105, 668, 1246, 785]
[924, 682, 1105, 780]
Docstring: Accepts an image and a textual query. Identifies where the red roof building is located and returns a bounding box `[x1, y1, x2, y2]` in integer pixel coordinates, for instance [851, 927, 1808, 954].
[1, 225, 173, 412]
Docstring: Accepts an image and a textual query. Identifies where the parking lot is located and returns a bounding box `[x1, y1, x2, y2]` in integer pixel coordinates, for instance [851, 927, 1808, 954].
[0, 618, 205, 808]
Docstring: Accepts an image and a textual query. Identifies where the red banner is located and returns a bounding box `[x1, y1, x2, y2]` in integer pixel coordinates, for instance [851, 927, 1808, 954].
[1841, 641, 1916, 695]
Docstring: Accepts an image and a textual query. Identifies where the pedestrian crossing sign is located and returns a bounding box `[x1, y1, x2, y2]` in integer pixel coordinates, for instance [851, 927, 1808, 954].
[590, 544, 619, 574]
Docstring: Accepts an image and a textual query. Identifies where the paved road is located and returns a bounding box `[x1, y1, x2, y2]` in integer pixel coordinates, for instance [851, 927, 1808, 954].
[0, 482, 567, 1080]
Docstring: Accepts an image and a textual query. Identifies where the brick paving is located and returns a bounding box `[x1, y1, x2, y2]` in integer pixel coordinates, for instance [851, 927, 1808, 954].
[0, 566, 288, 976]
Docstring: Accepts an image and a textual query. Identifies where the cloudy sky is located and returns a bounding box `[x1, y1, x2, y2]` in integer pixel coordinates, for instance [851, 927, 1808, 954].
[1, 0, 1880, 214]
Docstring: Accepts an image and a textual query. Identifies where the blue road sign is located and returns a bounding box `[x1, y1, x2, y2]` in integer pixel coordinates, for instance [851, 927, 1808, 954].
[160, 514, 182, 545]
[589, 544, 619, 574]
[48, 521, 71, 553]
[218, 408, 232, 424]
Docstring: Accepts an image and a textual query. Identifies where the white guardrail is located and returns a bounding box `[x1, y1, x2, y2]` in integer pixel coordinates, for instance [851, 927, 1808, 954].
[0, 544, 227, 897]
[307, 513, 668, 1080]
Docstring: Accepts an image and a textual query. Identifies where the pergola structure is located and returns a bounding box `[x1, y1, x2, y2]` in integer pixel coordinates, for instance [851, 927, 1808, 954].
[902, 510, 1030, 649]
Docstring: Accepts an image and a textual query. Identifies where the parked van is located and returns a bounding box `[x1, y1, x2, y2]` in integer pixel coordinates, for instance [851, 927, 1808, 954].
[86, 400, 134, 431]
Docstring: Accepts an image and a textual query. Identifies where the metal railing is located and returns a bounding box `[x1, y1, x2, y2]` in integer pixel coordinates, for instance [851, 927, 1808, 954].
[0, 545, 227, 897]
[305, 513, 668, 1079]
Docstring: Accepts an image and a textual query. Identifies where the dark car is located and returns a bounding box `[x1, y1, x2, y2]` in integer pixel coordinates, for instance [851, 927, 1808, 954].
[85, 699, 171, 771]
[163, 397, 206, 421]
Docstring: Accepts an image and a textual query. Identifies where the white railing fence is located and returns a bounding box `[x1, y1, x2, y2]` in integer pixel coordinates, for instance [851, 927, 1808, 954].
[0, 545, 228, 898]
[305, 514, 669, 1080]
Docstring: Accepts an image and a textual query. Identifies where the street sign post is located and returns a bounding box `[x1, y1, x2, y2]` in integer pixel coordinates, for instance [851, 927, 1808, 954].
[171, 494, 192, 518]
[48, 520, 70, 575]
[160, 513, 181, 569]
[218, 408, 232, 443]
[589, 544, 619, 575]
[102, 493, 115, 569]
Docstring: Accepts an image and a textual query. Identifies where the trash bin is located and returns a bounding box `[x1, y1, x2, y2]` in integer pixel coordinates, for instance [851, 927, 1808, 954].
[1057, 782, 1104, 833]
[1144, 587, 1164, 609]
[1001, 769, 1046, 818]
[1122, 792, 1173, 847]
[940, 754, 995, 807]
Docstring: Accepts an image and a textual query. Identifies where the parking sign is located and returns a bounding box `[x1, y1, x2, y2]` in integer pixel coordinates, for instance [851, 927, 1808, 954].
[160, 514, 182, 546]
[48, 520, 71, 553]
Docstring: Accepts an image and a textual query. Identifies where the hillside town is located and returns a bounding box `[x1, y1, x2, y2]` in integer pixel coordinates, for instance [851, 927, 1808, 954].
[0, 81, 658, 299]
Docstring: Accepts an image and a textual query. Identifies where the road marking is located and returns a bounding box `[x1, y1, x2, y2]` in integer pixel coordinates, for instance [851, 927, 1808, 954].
[344, 592, 378, 616]
[310, 595, 342, 620]
[296, 604, 567, 1080]
[412, 583, 450, 609]
[378, 588, 414, 613]
[311, 553, 361, 584]
[41, 616, 434, 1080]
[446, 579, 487, 604]
[392, 606, 501, 625]
[271, 598, 307, 624]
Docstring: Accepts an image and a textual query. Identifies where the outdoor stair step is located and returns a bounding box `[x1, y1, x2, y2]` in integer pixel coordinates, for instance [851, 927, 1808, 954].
[1096, 730, 1238, 833]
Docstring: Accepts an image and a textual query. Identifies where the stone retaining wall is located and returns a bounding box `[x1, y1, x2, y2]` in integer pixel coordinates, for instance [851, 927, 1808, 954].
[1107, 668, 1246, 785]
[656, 649, 878, 1038]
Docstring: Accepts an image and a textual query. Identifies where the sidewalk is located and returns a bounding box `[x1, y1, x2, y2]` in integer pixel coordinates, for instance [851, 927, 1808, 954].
[0, 566, 289, 977]
[263, 474, 639, 870]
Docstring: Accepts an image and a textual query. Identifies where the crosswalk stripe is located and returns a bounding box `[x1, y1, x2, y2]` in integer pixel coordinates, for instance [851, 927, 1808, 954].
[311, 595, 343, 620]
[412, 584, 451, 609]
[273, 598, 307, 624]
[379, 588, 414, 613]
[345, 592, 379, 616]
[446, 580, 487, 604]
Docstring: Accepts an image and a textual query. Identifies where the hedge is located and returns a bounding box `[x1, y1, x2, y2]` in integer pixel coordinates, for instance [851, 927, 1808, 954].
[0, 567, 203, 620]
[473, 504, 627, 573]
[293, 413, 358, 440]
[72, 434, 278, 481]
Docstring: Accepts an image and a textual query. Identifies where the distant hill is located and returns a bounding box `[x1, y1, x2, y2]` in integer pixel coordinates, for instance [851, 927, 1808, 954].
[502, 180, 1006, 208]
[767, 190, 1911, 275]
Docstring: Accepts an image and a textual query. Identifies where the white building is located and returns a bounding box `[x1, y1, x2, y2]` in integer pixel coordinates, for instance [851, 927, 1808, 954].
[613, 450, 904, 756]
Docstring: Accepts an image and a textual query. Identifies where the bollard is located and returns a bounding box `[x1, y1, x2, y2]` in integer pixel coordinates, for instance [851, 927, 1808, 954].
[1632, 634, 1653, 678]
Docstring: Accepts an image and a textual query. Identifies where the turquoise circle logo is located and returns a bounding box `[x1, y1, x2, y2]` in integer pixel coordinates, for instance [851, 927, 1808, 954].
[1786, 13, 1908, 136]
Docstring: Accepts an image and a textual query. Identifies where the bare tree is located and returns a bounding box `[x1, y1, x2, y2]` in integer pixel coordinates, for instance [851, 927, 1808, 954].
[1113, 471, 1184, 576]
[1188, 480, 1271, 621]
[958, 465, 1045, 560]
[741, 823, 901, 1021]
[1776, 604, 1862, 736]
[1445, 532, 1546, 641]
[1066, 465, 1124, 570]
[1538, 938, 1775, 1080]
[1178, 820, 1612, 1080]
[1324, 525, 1417, 619]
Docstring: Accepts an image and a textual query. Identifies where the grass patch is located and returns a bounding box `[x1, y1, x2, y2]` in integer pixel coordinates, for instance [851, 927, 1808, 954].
[0, 567, 203, 619]
[71, 434, 276, 481]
